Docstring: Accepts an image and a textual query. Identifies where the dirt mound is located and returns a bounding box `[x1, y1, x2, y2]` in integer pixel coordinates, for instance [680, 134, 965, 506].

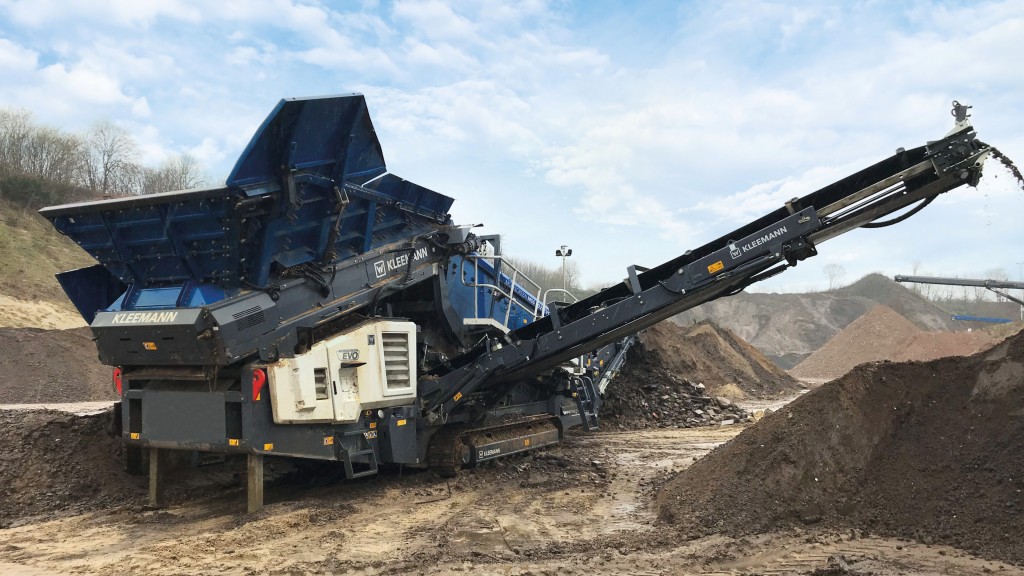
[0, 408, 142, 524]
[673, 274, 969, 370]
[790, 305, 998, 381]
[656, 330, 1024, 565]
[637, 321, 802, 398]
[835, 273, 955, 332]
[602, 321, 803, 429]
[0, 327, 114, 404]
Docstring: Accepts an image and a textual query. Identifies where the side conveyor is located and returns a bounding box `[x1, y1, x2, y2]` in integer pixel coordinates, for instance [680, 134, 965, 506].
[419, 110, 990, 423]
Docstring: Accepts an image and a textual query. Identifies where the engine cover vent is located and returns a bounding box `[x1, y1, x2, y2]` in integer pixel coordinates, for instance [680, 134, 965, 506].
[381, 332, 411, 390]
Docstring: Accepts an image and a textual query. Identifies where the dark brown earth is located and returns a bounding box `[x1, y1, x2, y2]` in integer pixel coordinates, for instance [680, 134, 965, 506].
[0, 409, 141, 525]
[0, 327, 114, 404]
[653, 320, 803, 398]
[657, 329, 1024, 565]
[602, 320, 803, 429]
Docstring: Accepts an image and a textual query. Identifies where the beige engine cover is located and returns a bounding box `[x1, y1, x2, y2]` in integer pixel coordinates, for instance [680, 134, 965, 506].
[267, 320, 417, 424]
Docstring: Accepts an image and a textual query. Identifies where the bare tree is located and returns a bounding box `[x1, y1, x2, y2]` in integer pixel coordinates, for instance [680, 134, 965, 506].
[0, 108, 34, 174]
[140, 153, 208, 194]
[823, 263, 846, 291]
[22, 127, 86, 185]
[505, 255, 586, 299]
[84, 120, 141, 196]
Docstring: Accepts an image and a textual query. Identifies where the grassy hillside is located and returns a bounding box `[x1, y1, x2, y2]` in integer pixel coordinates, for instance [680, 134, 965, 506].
[0, 200, 94, 327]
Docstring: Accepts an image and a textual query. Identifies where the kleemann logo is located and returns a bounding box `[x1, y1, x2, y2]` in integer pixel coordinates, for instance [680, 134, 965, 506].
[372, 247, 429, 279]
[110, 311, 179, 324]
[729, 226, 788, 259]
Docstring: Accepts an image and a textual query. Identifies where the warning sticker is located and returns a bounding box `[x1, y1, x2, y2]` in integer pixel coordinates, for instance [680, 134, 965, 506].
[707, 260, 724, 274]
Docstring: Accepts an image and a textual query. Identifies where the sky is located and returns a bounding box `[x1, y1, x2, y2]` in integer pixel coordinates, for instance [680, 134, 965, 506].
[1, 0, 1023, 293]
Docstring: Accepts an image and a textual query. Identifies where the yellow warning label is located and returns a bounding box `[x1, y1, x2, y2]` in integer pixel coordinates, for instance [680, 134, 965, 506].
[228, 438, 240, 446]
[708, 260, 724, 274]
[369, 421, 377, 429]
[323, 436, 334, 446]
[397, 419, 407, 426]
[524, 438, 531, 446]
[129, 432, 140, 440]
[263, 443, 274, 451]
[453, 392, 463, 402]
[143, 341, 157, 351]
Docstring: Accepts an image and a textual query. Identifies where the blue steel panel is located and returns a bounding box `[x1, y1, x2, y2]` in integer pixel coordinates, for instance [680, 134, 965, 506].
[445, 256, 550, 329]
[42, 95, 455, 292]
[226, 94, 386, 189]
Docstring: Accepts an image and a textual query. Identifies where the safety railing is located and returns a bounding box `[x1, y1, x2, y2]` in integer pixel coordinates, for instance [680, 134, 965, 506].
[459, 255, 548, 329]
[542, 288, 579, 309]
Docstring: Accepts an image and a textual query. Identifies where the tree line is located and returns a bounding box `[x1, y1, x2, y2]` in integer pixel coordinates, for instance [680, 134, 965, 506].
[0, 108, 207, 209]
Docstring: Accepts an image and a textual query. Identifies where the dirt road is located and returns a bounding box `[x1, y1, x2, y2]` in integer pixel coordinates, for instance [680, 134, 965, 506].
[0, 425, 1019, 575]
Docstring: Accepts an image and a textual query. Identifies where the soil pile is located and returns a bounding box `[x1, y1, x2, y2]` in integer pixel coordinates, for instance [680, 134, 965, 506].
[655, 321, 802, 398]
[674, 273, 963, 369]
[602, 321, 803, 428]
[790, 305, 998, 381]
[656, 330, 1024, 565]
[0, 327, 114, 404]
[0, 408, 142, 525]
[835, 273, 955, 332]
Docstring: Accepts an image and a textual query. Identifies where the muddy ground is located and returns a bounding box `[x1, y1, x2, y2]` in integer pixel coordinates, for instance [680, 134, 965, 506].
[0, 420, 1019, 576]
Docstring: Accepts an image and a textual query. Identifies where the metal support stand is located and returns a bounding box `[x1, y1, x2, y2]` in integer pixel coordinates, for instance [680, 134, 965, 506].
[148, 447, 165, 508]
[247, 453, 264, 514]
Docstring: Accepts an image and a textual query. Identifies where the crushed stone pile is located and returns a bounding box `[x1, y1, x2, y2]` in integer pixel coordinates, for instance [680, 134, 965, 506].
[602, 321, 803, 429]
[834, 273, 956, 332]
[656, 330, 1024, 565]
[0, 408, 142, 525]
[790, 305, 998, 381]
[0, 327, 114, 404]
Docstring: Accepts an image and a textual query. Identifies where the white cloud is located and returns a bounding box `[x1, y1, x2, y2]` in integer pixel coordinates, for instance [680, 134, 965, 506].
[392, 0, 479, 42]
[131, 97, 152, 118]
[0, 37, 37, 71]
[0, 0, 202, 28]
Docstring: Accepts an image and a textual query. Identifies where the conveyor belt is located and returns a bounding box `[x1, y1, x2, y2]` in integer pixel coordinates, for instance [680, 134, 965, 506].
[420, 112, 990, 422]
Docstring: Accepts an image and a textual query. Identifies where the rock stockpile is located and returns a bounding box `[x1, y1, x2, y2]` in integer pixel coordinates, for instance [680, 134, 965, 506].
[790, 305, 1000, 381]
[602, 320, 801, 429]
[601, 370, 749, 429]
[657, 329, 1024, 565]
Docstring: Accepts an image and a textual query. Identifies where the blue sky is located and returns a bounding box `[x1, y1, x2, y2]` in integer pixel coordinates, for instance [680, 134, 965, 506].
[2, 0, 1023, 292]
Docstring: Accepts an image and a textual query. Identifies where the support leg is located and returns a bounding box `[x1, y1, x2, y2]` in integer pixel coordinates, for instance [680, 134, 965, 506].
[148, 447, 165, 508]
[247, 453, 264, 514]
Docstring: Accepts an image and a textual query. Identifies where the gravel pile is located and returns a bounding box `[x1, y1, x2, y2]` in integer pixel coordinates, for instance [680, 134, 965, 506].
[790, 305, 999, 381]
